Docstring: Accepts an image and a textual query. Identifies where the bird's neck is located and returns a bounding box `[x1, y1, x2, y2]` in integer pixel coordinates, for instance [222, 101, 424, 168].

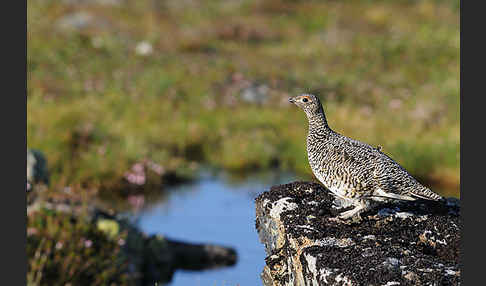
[307, 111, 330, 134]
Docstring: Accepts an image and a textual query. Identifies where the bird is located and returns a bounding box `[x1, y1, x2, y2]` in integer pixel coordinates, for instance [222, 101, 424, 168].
[289, 94, 444, 220]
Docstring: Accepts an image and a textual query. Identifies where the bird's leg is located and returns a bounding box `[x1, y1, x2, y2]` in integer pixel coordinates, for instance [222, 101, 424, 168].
[335, 200, 372, 221]
[338, 205, 364, 220]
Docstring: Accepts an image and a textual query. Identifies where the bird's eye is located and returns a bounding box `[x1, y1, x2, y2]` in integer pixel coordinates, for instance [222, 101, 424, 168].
[302, 98, 308, 102]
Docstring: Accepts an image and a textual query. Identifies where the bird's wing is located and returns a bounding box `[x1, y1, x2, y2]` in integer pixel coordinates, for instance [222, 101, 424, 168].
[323, 138, 382, 190]
[372, 152, 443, 201]
[324, 135, 443, 201]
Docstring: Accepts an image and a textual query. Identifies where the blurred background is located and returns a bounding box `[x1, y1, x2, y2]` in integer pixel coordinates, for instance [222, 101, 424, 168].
[27, 0, 459, 285]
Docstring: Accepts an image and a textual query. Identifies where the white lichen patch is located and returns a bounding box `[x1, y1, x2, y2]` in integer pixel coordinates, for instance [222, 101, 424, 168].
[317, 237, 355, 248]
[435, 238, 447, 245]
[304, 188, 314, 193]
[304, 253, 317, 274]
[295, 225, 316, 232]
[318, 267, 335, 284]
[362, 235, 376, 241]
[268, 197, 298, 219]
[361, 247, 375, 258]
[419, 230, 448, 247]
[376, 207, 423, 220]
[262, 198, 271, 208]
[383, 282, 400, 286]
[445, 269, 459, 276]
[335, 272, 354, 285]
[312, 261, 352, 286]
[415, 215, 429, 222]
[395, 212, 414, 219]
[306, 254, 348, 285]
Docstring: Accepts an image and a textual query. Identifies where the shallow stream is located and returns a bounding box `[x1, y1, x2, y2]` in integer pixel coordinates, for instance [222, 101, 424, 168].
[135, 171, 298, 286]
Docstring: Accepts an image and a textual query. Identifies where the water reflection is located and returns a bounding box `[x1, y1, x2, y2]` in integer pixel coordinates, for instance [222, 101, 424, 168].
[136, 171, 298, 286]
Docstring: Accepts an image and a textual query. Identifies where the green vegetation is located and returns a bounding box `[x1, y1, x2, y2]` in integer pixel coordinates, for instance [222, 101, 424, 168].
[28, 0, 459, 195]
[27, 207, 132, 285]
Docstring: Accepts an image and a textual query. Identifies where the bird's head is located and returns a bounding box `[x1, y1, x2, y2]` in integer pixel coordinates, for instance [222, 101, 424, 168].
[288, 94, 323, 116]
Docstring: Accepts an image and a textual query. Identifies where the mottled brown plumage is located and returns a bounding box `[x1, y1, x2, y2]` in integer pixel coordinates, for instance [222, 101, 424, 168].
[289, 94, 444, 220]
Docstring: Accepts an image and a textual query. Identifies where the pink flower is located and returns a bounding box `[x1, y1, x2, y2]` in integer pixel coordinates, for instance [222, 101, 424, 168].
[124, 173, 146, 185]
[27, 227, 37, 236]
[132, 163, 144, 174]
[84, 240, 93, 248]
[118, 238, 125, 246]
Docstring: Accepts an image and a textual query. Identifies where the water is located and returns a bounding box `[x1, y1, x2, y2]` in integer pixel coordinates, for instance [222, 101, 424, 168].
[136, 171, 298, 286]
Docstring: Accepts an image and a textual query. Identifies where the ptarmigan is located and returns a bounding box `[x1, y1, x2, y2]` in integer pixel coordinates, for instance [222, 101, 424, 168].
[289, 94, 444, 220]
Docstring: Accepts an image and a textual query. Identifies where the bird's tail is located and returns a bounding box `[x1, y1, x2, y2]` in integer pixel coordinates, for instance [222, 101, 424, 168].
[411, 185, 444, 201]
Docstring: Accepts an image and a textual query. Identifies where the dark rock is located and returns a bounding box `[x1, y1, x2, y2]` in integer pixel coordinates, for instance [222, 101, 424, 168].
[166, 239, 237, 270]
[255, 181, 460, 286]
[27, 149, 49, 191]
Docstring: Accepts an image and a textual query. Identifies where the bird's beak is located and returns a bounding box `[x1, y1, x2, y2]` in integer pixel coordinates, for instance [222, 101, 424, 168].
[289, 97, 296, 103]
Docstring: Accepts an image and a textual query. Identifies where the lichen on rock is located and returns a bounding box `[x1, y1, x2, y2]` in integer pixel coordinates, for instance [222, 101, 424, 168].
[255, 181, 460, 286]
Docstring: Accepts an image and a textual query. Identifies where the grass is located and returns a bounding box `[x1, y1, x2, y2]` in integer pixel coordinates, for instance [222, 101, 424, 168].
[27, 206, 132, 286]
[27, 0, 459, 196]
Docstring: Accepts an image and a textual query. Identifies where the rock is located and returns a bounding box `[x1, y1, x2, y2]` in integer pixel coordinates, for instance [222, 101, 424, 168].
[27, 197, 237, 285]
[255, 181, 460, 286]
[135, 41, 153, 56]
[140, 234, 237, 285]
[167, 239, 237, 270]
[240, 84, 269, 105]
[27, 149, 49, 191]
[56, 11, 110, 32]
